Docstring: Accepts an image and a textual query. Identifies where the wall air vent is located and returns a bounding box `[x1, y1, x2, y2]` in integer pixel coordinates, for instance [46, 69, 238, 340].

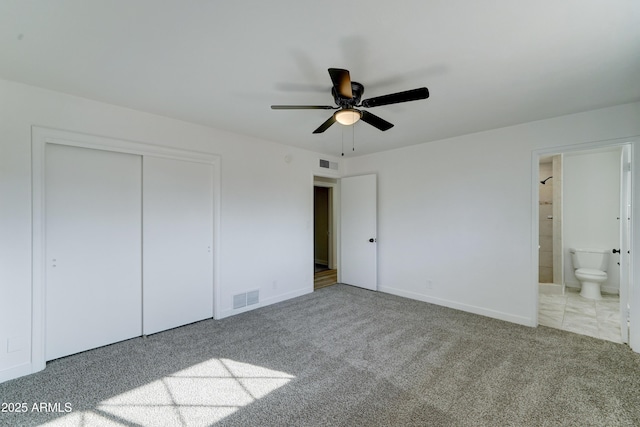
[247, 290, 259, 306]
[319, 159, 339, 170]
[233, 293, 247, 309]
[234, 291, 259, 309]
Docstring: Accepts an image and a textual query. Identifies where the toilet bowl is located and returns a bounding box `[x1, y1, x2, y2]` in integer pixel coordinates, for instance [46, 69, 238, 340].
[569, 248, 609, 300]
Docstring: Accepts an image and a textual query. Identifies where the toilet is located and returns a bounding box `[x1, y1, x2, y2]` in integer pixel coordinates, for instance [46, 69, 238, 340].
[569, 248, 610, 300]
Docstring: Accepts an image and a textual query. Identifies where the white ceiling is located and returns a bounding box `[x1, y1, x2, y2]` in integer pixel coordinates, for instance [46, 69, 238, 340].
[1, 1, 639, 157]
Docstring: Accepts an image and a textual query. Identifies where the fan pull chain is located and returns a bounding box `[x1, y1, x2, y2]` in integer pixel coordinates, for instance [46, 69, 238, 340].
[352, 123, 355, 152]
[341, 126, 345, 156]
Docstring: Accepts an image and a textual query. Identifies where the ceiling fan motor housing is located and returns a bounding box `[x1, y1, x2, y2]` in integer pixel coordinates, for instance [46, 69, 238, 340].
[332, 82, 364, 108]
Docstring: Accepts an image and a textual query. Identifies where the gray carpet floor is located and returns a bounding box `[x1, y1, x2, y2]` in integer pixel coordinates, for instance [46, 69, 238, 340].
[1, 284, 639, 426]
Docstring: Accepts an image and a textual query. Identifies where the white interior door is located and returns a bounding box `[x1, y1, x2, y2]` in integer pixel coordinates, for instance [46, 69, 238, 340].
[620, 145, 631, 343]
[142, 156, 214, 335]
[45, 144, 142, 360]
[340, 174, 377, 290]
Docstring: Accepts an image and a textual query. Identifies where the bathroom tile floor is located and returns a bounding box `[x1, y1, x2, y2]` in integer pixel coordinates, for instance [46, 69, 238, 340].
[538, 287, 623, 343]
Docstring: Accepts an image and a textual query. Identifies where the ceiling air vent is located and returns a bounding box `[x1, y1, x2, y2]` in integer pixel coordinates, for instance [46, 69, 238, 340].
[319, 159, 339, 170]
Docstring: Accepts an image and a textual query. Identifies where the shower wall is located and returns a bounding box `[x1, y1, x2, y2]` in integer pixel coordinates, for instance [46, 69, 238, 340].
[539, 161, 554, 283]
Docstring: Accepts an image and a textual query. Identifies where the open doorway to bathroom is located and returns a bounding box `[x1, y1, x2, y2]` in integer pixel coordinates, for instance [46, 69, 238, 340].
[314, 176, 338, 290]
[537, 144, 631, 344]
[538, 155, 563, 294]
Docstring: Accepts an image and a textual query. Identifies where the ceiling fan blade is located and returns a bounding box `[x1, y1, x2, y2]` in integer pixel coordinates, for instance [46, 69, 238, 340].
[312, 115, 337, 134]
[328, 68, 353, 99]
[361, 87, 429, 108]
[360, 110, 394, 131]
[271, 105, 336, 110]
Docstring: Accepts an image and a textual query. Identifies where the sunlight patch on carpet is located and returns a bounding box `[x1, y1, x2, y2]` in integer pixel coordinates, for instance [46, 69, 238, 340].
[40, 358, 295, 426]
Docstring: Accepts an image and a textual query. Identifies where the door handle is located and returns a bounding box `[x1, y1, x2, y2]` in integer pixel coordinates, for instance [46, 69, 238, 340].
[369, 238, 376, 243]
[612, 249, 621, 254]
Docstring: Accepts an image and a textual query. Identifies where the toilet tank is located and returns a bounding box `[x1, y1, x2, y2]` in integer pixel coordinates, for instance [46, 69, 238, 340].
[569, 248, 610, 271]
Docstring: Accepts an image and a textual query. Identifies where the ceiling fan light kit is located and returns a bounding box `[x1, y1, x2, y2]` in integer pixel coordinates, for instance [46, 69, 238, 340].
[271, 68, 429, 134]
[334, 108, 362, 125]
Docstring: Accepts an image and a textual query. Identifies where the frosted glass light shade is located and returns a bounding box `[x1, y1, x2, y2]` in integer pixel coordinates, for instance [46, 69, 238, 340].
[335, 109, 361, 125]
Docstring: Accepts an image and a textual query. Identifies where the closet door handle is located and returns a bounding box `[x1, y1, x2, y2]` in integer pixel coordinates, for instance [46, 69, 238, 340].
[612, 249, 621, 254]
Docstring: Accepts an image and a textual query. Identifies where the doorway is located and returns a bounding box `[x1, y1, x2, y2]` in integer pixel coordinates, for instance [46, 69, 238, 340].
[538, 154, 563, 294]
[535, 143, 631, 344]
[314, 177, 338, 290]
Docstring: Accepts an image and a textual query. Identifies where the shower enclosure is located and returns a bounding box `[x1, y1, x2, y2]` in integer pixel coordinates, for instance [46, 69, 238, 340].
[539, 155, 563, 293]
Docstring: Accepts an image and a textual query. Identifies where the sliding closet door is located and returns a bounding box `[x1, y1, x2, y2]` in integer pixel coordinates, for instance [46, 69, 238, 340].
[45, 144, 142, 361]
[143, 156, 214, 335]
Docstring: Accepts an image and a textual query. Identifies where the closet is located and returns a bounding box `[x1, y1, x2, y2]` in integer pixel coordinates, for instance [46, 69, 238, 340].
[45, 144, 143, 360]
[142, 156, 214, 335]
[41, 134, 215, 361]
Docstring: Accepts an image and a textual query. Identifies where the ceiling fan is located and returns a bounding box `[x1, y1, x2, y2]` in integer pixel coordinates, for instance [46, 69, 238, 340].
[271, 68, 429, 134]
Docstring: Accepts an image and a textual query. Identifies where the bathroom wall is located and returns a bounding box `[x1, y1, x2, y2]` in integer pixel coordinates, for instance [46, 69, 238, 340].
[538, 161, 554, 283]
[563, 148, 621, 293]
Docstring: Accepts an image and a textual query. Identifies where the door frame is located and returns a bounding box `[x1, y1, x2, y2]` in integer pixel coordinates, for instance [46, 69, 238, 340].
[620, 144, 632, 342]
[31, 126, 221, 373]
[531, 136, 639, 351]
[313, 185, 332, 268]
[313, 176, 339, 274]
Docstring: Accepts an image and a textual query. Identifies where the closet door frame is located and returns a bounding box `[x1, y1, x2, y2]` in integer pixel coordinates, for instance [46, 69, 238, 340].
[31, 126, 221, 373]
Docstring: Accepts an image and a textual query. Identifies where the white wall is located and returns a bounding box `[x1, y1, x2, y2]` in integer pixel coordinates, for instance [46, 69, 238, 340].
[343, 102, 640, 327]
[2, 76, 639, 383]
[563, 148, 621, 293]
[0, 78, 341, 383]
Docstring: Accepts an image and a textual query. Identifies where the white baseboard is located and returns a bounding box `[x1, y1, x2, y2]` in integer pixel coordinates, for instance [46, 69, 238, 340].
[218, 286, 312, 319]
[379, 285, 535, 327]
[0, 362, 38, 384]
